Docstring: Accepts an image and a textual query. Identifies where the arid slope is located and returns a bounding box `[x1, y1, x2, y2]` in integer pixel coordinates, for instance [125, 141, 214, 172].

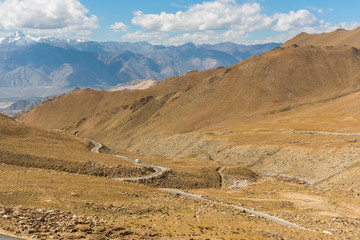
[284, 26, 360, 47]
[19, 27, 360, 190]
[20, 45, 360, 140]
[0, 114, 150, 177]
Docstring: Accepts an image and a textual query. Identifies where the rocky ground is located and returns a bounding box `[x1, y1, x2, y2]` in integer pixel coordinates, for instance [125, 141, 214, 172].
[0, 206, 141, 240]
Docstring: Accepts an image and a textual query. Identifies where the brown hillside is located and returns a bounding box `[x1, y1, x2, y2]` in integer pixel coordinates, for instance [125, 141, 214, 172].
[0, 113, 150, 177]
[20, 44, 360, 143]
[18, 40, 360, 192]
[284, 26, 360, 48]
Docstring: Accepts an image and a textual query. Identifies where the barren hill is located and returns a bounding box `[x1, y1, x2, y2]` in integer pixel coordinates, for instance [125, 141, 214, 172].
[284, 26, 360, 48]
[0, 113, 150, 178]
[19, 27, 360, 191]
[20, 44, 360, 139]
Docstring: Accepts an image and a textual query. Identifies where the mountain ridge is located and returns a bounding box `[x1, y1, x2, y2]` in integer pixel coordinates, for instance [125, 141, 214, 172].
[19, 27, 360, 165]
[284, 26, 360, 48]
[20, 44, 360, 137]
[0, 31, 281, 98]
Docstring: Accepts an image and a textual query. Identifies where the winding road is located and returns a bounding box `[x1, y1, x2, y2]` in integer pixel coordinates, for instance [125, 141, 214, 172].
[0, 135, 332, 239]
[160, 188, 311, 231]
[88, 139, 323, 232]
[89, 139, 168, 181]
[114, 155, 168, 181]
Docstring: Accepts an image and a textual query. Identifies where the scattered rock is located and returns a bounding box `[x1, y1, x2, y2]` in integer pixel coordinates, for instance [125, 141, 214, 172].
[0, 206, 132, 239]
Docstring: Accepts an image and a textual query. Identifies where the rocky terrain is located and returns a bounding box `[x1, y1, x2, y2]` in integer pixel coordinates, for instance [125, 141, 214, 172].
[0, 207, 135, 240]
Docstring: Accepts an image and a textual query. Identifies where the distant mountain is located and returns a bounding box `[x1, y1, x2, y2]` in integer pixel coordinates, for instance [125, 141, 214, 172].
[200, 42, 282, 61]
[109, 79, 159, 91]
[0, 31, 281, 98]
[0, 92, 66, 117]
[0, 99, 42, 117]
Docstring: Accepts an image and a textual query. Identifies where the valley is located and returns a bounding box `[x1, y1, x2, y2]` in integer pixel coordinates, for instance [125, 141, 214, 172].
[2, 26, 360, 239]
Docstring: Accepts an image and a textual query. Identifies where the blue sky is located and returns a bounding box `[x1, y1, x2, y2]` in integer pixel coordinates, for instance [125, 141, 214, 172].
[0, 0, 359, 45]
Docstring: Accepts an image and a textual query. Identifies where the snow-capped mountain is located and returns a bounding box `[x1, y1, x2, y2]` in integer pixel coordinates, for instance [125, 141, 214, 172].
[0, 31, 88, 48]
[0, 31, 281, 99]
[0, 31, 37, 46]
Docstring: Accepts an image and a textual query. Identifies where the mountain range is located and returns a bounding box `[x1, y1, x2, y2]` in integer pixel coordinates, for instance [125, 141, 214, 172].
[0, 31, 280, 98]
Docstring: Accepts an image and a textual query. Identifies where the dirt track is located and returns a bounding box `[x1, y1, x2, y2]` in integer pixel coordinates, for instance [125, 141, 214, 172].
[89, 139, 333, 233]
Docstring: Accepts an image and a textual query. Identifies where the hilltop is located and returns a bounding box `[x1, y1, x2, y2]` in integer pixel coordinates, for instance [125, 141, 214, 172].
[284, 26, 360, 48]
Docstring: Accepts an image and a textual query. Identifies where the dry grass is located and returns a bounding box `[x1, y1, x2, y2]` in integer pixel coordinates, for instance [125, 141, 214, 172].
[0, 114, 152, 178]
[192, 178, 360, 239]
[0, 164, 330, 239]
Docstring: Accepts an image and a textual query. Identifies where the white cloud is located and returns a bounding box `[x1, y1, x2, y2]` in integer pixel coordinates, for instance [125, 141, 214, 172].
[131, 1, 272, 32]
[121, 29, 249, 45]
[122, 30, 169, 44]
[0, 0, 98, 37]
[165, 30, 248, 45]
[109, 22, 129, 32]
[128, 0, 347, 45]
[272, 10, 317, 32]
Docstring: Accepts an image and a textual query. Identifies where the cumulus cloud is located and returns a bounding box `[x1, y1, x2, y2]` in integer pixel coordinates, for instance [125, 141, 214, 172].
[122, 0, 360, 45]
[165, 30, 248, 45]
[127, 0, 340, 44]
[132, 1, 272, 32]
[272, 10, 317, 31]
[122, 30, 169, 44]
[109, 22, 129, 32]
[0, 0, 98, 36]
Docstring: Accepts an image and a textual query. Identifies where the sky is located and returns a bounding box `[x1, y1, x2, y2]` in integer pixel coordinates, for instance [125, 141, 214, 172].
[0, 0, 359, 45]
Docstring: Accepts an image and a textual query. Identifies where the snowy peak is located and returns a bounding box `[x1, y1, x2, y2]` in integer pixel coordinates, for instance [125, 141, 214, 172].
[1, 31, 37, 46]
[14, 31, 26, 38]
[0, 31, 88, 47]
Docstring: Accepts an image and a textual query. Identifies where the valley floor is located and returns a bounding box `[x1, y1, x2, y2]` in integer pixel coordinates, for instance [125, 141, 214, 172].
[1, 132, 359, 239]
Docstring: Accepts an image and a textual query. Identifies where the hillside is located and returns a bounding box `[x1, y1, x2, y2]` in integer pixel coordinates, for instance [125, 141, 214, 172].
[19, 43, 360, 189]
[1, 116, 336, 240]
[284, 26, 360, 48]
[0, 113, 151, 178]
[20, 44, 360, 136]
[18, 26, 360, 187]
